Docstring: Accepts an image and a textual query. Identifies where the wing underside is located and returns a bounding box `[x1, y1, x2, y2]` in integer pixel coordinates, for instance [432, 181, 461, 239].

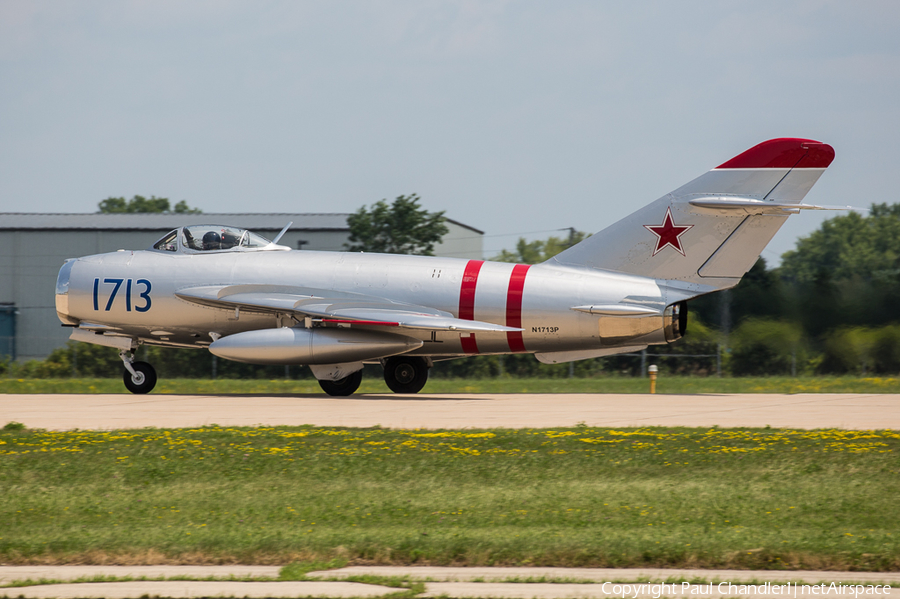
[175, 284, 520, 334]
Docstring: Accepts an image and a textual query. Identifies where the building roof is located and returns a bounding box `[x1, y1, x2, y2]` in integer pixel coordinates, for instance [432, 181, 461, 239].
[0, 213, 483, 234]
[0, 213, 348, 231]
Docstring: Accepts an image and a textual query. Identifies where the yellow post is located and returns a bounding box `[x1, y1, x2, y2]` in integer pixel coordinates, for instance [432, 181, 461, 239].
[648, 364, 658, 394]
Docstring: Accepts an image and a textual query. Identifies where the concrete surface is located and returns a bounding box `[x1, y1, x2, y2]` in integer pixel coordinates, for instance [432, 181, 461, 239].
[0, 565, 280, 584]
[1, 566, 896, 599]
[418, 581, 900, 598]
[311, 566, 900, 584]
[419, 582, 900, 598]
[0, 580, 397, 598]
[1, 393, 898, 431]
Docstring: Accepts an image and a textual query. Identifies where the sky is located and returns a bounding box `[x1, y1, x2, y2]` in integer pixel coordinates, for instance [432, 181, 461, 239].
[1, 1, 898, 263]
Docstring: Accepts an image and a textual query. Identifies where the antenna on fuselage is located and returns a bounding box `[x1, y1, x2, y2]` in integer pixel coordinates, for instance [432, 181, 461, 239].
[272, 222, 293, 245]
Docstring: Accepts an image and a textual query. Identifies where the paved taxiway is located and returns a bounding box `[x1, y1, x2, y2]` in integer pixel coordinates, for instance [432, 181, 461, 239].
[0, 392, 897, 430]
[1, 566, 898, 599]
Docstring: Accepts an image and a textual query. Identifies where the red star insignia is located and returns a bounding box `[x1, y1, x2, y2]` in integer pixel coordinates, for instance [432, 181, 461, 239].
[643, 207, 693, 256]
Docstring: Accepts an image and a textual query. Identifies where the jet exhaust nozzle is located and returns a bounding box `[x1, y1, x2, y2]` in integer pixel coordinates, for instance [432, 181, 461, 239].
[209, 326, 423, 365]
[664, 301, 688, 342]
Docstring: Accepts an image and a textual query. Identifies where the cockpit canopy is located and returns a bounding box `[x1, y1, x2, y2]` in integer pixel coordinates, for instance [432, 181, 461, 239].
[152, 225, 290, 253]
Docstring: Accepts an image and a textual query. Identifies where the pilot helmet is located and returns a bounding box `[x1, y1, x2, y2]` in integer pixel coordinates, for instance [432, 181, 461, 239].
[221, 230, 239, 249]
[202, 231, 221, 250]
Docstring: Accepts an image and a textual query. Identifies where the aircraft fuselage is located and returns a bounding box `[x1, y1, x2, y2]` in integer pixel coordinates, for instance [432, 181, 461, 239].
[59, 248, 677, 358]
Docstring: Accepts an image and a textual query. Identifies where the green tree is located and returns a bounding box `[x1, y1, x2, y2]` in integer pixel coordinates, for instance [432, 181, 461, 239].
[779, 203, 900, 329]
[870, 325, 900, 374]
[819, 327, 877, 374]
[780, 204, 900, 283]
[26, 341, 121, 378]
[98, 195, 201, 214]
[689, 258, 787, 333]
[494, 230, 588, 264]
[345, 194, 448, 255]
[729, 319, 805, 376]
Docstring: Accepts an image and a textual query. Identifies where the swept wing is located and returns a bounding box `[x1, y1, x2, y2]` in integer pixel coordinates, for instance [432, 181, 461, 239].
[175, 284, 520, 334]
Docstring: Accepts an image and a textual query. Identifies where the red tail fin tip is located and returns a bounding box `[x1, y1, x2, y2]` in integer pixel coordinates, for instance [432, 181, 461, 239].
[715, 138, 835, 170]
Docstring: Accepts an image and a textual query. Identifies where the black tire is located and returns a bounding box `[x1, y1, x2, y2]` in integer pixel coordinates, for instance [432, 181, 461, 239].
[318, 370, 363, 396]
[383, 356, 429, 394]
[123, 361, 157, 394]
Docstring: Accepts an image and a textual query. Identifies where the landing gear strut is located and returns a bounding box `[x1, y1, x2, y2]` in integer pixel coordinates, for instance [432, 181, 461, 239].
[318, 370, 363, 396]
[120, 350, 157, 394]
[383, 356, 429, 394]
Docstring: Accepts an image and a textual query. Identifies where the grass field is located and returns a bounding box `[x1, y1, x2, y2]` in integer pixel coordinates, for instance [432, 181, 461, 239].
[1, 423, 898, 570]
[2, 375, 900, 395]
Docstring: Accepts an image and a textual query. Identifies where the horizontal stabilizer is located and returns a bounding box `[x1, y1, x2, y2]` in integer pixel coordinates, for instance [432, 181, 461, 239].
[570, 305, 660, 316]
[689, 197, 854, 214]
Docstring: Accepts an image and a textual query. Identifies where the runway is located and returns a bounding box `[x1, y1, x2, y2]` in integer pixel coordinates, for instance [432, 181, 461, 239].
[1, 392, 896, 430]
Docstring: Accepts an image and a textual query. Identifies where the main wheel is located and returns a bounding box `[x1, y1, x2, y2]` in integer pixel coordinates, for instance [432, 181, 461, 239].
[123, 361, 157, 394]
[383, 356, 429, 394]
[318, 370, 363, 396]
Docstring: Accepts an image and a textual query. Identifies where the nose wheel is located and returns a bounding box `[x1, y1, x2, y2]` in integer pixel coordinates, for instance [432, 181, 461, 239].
[123, 361, 157, 394]
[383, 356, 429, 394]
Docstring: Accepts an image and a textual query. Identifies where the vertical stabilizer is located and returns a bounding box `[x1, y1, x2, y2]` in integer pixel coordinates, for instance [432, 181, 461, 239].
[548, 138, 835, 290]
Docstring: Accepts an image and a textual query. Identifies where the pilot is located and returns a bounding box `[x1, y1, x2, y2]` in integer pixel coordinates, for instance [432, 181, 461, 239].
[201, 231, 221, 250]
[221, 230, 240, 249]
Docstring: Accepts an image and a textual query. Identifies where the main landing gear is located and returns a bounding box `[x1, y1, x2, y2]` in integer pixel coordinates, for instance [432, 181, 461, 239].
[382, 356, 429, 394]
[316, 356, 431, 397]
[120, 350, 157, 394]
[318, 370, 363, 396]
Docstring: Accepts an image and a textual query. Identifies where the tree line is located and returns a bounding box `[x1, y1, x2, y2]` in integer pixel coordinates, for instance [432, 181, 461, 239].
[688, 203, 900, 376]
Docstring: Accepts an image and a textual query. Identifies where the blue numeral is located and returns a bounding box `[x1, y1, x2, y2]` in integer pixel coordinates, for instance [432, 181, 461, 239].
[103, 278, 123, 311]
[135, 279, 152, 313]
[92, 278, 151, 312]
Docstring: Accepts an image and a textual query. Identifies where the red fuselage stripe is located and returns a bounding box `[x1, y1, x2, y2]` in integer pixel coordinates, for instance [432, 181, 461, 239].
[459, 260, 484, 354]
[460, 333, 479, 354]
[459, 260, 483, 320]
[506, 264, 530, 352]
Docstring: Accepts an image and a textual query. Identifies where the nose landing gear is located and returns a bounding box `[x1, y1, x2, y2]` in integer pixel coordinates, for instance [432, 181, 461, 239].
[120, 350, 157, 394]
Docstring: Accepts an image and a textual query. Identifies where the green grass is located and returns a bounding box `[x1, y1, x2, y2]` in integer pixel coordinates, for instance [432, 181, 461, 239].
[1, 375, 899, 395]
[1, 424, 898, 570]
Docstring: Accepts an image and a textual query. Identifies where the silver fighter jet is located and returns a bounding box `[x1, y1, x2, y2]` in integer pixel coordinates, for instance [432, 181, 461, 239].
[55, 138, 840, 395]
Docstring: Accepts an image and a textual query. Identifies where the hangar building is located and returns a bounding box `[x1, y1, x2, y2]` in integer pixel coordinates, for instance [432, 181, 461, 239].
[0, 213, 483, 361]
